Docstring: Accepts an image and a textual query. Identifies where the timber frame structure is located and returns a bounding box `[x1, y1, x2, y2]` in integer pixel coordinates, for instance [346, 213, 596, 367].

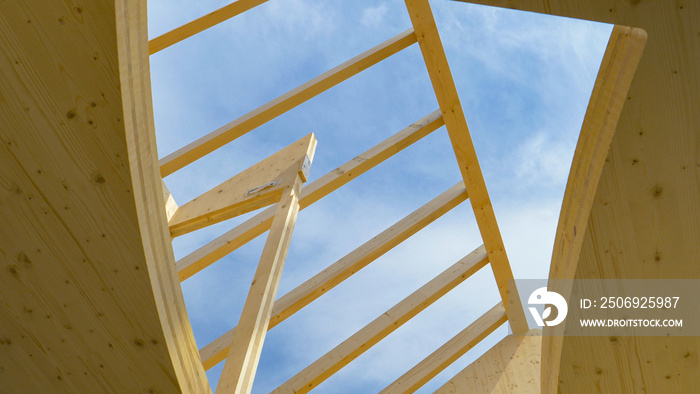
[0, 0, 697, 393]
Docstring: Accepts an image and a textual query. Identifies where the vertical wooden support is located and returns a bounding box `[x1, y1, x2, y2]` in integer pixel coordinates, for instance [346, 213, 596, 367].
[404, 0, 528, 334]
[216, 176, 303, 393]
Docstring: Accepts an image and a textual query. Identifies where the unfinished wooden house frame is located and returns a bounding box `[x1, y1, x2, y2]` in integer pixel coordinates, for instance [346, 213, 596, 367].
[2, 0, 697, 393]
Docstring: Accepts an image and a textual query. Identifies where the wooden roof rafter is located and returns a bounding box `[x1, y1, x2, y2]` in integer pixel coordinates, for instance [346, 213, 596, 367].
[152, 0, 534, 391]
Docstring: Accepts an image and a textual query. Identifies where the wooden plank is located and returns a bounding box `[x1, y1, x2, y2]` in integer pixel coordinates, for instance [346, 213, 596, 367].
[271, 245, 489, 394]
[159, 29, 417, 177]
[168, 134, 316, 237]
[380, 303, 507, 393]
[404, 0, 529, 334]
[435, 330, 542, 394]
[176, 111, 443, 281]
[542, 25, 647, 394]
[149, 0, 269, 54]
[215, 176, 304, 393]
[199, 181, 467, 369]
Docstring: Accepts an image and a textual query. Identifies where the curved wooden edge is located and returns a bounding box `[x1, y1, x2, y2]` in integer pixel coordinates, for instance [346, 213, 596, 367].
[542, 25, 647, 394]
[116, 1, 211, 392]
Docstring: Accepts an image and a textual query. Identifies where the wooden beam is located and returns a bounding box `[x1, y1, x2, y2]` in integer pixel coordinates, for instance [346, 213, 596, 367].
[542, 25, 647, 394]
[435, 330, 542, 394]
[176, 111, 443, 281]
[380, 303, 507, 393]
[200, 181, 467, 369]
[404, 0, 529, 334]
[271, 245, 489, 394]
[159, 29, 418, 177]
[168, 134, 316, 237]
[149, 0, 269, 55]
[215, 176, 304, 393]
[161, 180, 178, 222]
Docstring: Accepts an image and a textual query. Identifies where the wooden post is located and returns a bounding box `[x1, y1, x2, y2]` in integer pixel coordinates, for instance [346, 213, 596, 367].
[215, 175, 303, 393]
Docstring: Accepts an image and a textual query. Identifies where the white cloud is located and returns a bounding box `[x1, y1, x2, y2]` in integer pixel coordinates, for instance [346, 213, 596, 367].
[147, 0, 610, 392]
[515, 131, 576, 186]
[360, 4, 389, 28]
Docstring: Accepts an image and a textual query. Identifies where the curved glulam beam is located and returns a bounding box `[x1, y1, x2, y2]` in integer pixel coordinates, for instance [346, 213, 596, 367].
[176, 111, 443, 281]
[271, 245, 489, 394]
[199, 181, 467, 369]
[543, 25, 647, 394]
[159, 29, 418, 177]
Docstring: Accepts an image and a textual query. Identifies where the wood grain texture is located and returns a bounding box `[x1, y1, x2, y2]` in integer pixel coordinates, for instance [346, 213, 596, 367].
[435, 330, 541, 394]
[542, 25, 646, 392]
[199, 181, 467, 370]
[216, 176, 303, 393]
[381, 303, 507, 393]
[168, 134, 315, 237]
[158, 29, 417, 177]
[271, 245, 490, 394]
[457, 1, 700, 393]
[0, 0, 209, 392]
[176, 111, 443, 281]
[149, 0, 269, 54]
[405, 0, 529, 334]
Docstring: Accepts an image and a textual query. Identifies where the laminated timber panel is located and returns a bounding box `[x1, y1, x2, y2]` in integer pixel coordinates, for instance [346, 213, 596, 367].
[0, 0, 209, 392]
[456, 1, 700, 393]
[434, 330, 541, 394]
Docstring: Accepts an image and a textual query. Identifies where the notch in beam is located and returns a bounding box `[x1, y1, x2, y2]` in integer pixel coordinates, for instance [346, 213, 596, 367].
[199, 181, 467, 369]
[271, 245, 489, 394]
[159, 29, 417, 177]
[176, 111, 443, 281]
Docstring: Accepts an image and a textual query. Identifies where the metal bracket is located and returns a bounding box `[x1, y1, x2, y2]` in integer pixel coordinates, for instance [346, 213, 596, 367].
[300, 155, 311, 182]
[245, 180, 281, 196]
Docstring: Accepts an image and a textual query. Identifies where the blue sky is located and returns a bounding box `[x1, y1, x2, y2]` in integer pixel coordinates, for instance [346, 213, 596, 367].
[147, 1, 611, 392]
